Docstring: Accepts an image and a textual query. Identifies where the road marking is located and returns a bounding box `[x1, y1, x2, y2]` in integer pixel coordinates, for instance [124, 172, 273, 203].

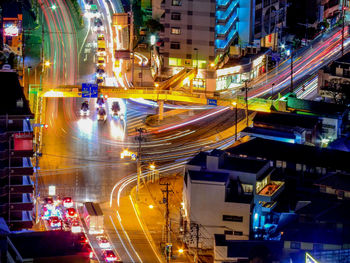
[109, 215, 135, 262]
[129, 195, 163, 263]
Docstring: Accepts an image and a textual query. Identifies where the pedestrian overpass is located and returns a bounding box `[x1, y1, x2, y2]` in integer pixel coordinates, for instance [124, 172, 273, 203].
[29, 84, 276, 112]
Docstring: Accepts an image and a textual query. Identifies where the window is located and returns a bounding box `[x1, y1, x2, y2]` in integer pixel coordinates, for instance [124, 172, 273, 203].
[187, 39, 192, 45]
[188, 11, 193, 15]
[242, 184, 253, 194]
[170, 42, 180, 49]
[224, 230, 233, 235]
[290, 242, 301, 249]
[171, 27, 181, 35]
[222, 215, 243, 222]
[172, 0, 181, 6]
[171, 12, 181, 20]
[234, 231, 243, 236]
[187, 25, 192, 30]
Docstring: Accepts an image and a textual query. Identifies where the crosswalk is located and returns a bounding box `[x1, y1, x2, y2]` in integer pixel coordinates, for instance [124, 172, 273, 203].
[125, 108, 147, 135]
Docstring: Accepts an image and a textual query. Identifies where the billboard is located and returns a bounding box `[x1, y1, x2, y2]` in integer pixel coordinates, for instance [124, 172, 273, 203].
[13, 132, 33, 151]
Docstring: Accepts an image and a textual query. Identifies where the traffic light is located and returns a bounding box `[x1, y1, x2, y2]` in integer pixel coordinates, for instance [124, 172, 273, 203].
[41, 124, 49, 129]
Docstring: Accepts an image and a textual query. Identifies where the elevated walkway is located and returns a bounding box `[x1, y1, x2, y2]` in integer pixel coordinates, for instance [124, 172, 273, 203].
[29, 84, 275, 111]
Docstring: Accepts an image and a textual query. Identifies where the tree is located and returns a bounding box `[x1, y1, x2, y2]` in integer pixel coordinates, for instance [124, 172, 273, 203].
[145, 19, 163, 33]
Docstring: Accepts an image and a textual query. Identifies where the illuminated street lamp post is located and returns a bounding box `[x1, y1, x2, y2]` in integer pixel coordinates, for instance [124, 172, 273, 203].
[232, 101, 238, 141]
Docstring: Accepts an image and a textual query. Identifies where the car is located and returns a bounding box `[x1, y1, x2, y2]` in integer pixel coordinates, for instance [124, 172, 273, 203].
[80, 101, 90, 116]
[98, 108, 107, 121]
[96, 235, 111, 249]
[96, 97, 105, 108]
[44, 197, 54, 205]
[97, 56, 106, 67]
[97, 68, 106, 78]
[111, 101, 120, 116]
[66, 207, 78, 220]
[97, 34, 105, 41]
[63, 197, 74, 208]
[93, 18, 104, 32]
[102, 250, 120, 262]
[76, 233, 88, 244]
[49, 216, 62, 228]
[71, 220, 82, 233]
[96, 75, 104, 85]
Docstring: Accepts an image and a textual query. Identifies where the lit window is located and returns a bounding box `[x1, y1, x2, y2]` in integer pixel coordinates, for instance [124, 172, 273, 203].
[172, 0, 181, 6]
[171, 27, 181, 35]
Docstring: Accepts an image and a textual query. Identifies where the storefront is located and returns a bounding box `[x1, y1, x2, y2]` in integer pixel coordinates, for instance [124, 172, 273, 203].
[216, 54, 266, 91]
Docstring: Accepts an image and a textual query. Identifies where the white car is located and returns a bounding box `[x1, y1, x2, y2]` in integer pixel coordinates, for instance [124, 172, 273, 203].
[97, 235, 111, 249]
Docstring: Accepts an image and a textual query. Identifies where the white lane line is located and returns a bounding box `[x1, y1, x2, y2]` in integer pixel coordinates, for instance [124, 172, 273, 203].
[109, 215, 135, 263]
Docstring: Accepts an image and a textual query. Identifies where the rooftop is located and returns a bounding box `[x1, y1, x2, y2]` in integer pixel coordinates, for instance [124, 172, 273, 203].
[220, 155, 269, 174]
[242, 126, 297, 140]
[286, 95, 348, 117]
[315, 172, 350, 192]
[226, 137, 350, 172]
[214, 234, 283, 260]
[253, 111, 319, 129]
[282, 223, 350, 245]
[188, 170, 229, 183]
[0, 72, 32, 117]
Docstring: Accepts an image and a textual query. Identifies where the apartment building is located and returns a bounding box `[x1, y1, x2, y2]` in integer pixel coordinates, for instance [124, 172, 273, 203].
[0, 71, 34, 230]
[158, 0, 286, 91]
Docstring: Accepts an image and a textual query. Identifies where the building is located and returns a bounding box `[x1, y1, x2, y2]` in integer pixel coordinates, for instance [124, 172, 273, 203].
[158, 0, 287, 91]
[214, 235, 283, 263]
[7, 231, 90, 262]
[318, 52, 350, 104]
[322, 0, 349, 24]
[227, 137, 350, 173]
[242, 111, 321, 145]
[182, 170, 252, 250]
[182, 149, 284, 249]
[314, 172, 350, 199]
[0, 71, 34, 230]
[284, 95, 349, 142]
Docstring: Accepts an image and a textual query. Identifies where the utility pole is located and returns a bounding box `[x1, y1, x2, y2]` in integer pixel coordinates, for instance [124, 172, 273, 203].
[135, 127, 146, 197]
[244, 80, 249, 127]
[235, 100, 238, 141]
[195, 223, 199, 263]
[160, 180, 173, 262]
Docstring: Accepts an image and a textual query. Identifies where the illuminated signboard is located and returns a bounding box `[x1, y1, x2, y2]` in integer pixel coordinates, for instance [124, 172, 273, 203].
[253, 55, 265, 68]
[216, 65, 242, 77]
[4, 24, 19, 37]
[14, 133, 33, 151]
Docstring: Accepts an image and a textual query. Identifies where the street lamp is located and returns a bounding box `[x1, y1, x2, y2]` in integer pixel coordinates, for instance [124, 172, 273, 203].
[232, 101, 238, 141]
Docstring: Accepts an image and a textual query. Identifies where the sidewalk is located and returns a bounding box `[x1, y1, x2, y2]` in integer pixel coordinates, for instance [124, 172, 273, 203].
[131, 174, 192, 262]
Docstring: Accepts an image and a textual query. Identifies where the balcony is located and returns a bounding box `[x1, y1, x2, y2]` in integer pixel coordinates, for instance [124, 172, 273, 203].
[9, 202, 33, 211]
[260, 201, 277, 212]
[9, 185, 34, 194]
[256, 181, 284, 202]
[8, 211, 33, 230]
